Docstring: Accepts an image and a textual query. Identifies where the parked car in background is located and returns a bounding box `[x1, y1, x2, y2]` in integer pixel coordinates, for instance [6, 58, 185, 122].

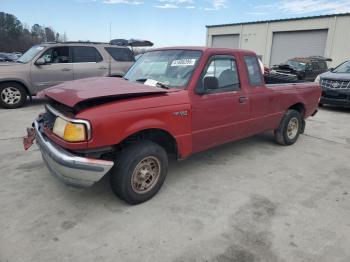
[316, 60, 350, 107]
[0, 41, 138, 109]
[24, 47, 321, 204]
[0, 53, 17, 62]
[272, 56, 331, 82]
[10, 52, 22, 60]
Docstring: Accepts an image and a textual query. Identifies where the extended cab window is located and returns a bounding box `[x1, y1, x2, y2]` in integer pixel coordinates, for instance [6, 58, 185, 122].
[105, 47, 135, 62]
[40, 47, 70, 64]
[72, 47, 103, 63]
[244, 56, 263, 86]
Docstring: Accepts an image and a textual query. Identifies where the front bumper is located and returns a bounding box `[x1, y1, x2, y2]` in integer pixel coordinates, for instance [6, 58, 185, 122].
[34, 120, 114, 188]
[320, 89, 350, 106]
[320, 96, 350, 106]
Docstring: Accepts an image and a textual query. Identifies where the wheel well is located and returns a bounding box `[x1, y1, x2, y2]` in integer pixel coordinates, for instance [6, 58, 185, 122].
[0, 81, 30, 97]
[118, 129, 178, 159]
[289, 103, 305, 117]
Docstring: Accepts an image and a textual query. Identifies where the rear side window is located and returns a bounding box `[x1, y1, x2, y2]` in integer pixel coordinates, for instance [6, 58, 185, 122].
[72, 47, 103, 63]
[244, 56, 263, 86]
[105, 47, 135, 62]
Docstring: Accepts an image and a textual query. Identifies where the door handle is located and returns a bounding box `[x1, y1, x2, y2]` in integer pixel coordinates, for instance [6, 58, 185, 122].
[239, 96, 248, 103]
[98, 66, 108, 70]
[62, 68, 72, 71]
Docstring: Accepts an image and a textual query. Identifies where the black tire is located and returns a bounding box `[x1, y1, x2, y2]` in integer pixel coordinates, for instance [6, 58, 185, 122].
[0, 82, 27, 109]
[110, 140, 168, 205]
[274, 109, 303, 146]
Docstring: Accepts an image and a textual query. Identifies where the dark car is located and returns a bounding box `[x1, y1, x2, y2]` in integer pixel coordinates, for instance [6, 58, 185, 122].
[317, 60, 350, 107]
[272, 56, 331, 82]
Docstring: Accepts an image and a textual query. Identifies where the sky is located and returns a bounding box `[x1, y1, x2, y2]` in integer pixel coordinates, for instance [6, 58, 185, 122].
[2, 0, 350, 47]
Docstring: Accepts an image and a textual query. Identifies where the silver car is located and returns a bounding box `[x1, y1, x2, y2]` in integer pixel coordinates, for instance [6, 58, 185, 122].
[0, 42, 135, 108]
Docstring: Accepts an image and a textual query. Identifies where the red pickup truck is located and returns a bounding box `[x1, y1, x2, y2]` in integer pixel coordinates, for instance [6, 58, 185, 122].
[24, 47, 321, 204]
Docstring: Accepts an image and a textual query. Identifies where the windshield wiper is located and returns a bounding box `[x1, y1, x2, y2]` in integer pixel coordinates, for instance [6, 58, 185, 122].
[155, 82, 170, 89]
[135, 78, 148, 83]
[135, 78, 170, 89]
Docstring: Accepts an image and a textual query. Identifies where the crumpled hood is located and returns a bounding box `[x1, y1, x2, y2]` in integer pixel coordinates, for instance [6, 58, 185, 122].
[42, 77, 168, 108]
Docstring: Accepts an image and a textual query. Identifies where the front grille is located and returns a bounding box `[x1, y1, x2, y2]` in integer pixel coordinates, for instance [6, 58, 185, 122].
[47, 99, 75, 117]
[321, 79, 350, 89]
[42, 99, 75, 130]
[322, 91, 348, 100]
[42, 110, 56, 130]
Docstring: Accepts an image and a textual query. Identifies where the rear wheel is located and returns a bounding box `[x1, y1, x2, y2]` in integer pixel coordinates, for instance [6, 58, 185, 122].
[110, 140, 168, 205]
[274, 109, 302, 146]
[0, 83, 27, 109]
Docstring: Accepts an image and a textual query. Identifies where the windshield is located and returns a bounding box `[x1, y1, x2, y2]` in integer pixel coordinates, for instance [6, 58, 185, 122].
[333, 61, 350, 73]
[124, 50, 202, 88]
[286, 60, 306, 71]
[17, 45, 45, 63]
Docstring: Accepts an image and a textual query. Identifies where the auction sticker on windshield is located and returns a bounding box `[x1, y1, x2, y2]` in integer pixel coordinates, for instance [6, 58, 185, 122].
[171, 59, 196, 67]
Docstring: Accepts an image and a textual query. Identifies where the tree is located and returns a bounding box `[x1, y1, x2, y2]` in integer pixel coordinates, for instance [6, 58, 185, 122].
[0, 12, 66, 53]
[45, 27, 55, 42]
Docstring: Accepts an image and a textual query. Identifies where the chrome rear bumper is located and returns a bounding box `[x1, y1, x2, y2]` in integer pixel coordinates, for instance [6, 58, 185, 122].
[34, 120, 114, 188]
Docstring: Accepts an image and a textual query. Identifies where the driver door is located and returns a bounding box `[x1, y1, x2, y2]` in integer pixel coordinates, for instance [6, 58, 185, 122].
[191, 55, 250, 153]
[30, 46, 73, 93]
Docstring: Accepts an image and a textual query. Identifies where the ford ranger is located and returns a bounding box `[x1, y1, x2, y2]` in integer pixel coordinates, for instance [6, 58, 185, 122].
[23, 47, 321, 204]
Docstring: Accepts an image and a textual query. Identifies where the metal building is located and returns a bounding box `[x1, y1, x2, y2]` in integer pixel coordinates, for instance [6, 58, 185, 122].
[206, 13, 350, 67]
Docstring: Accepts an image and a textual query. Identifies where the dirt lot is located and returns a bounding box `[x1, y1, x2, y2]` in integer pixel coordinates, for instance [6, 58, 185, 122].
[0, 100, 350, 262]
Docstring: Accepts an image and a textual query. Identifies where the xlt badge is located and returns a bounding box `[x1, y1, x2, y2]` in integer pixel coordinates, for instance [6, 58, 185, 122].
[173, 111, 189, 117]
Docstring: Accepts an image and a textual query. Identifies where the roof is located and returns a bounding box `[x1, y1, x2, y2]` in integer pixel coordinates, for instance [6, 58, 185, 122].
[290, 56, 332, 63]
[37, 41, 129, 48]
[206, 12, 350, 28]
[152, 46, 255, 55]
[151, 46, 256, 54]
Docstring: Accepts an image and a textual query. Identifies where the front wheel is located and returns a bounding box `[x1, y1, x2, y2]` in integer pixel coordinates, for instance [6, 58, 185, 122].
[0, 83, 27, 109]
[274, 109, 303, 146]
[110, 140, 168, 205]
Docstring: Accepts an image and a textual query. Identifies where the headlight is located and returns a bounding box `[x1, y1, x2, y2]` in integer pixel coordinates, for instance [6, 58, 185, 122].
[315, 75, 321, 83]
[53, 117, 87, 142]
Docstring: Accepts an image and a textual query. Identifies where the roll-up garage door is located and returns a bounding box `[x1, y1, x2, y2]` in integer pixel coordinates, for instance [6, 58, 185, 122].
[211, 34, 240, 48]
[270, 29, 328, 66]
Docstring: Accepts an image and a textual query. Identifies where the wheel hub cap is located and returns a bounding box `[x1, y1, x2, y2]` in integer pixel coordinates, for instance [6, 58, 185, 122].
[287, 117, 299, 139]
[131, 156, 161, 194]
[1, 87, 21, 105]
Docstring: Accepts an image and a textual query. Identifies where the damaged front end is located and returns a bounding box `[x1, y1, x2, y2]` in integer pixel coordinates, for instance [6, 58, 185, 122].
[23, 108, 114, 188]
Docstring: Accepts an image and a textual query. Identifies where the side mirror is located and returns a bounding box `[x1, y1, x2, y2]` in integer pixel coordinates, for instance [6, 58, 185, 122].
[203, 76, 219, 90]
[329, 68, 334, 72]
[196, 76, 219, 95]
[35, 57, 46, 66]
